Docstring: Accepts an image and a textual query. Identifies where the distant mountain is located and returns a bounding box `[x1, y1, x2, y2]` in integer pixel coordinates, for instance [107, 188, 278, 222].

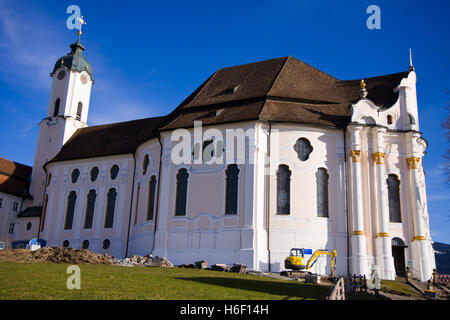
[433, 242, 450, 275]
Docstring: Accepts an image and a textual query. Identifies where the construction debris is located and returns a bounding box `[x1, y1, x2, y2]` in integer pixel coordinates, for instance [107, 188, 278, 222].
[194, 260, 208, 269]
[230, 264, 248, 274]
[211, 264, 231, 272]
[113, 255, 174, 268]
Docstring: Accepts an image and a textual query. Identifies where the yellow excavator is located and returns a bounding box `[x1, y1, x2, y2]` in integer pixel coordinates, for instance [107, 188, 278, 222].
[284, 248, 337, 275]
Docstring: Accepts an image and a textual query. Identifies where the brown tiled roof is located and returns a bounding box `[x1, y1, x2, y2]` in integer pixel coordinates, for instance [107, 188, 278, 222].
[48, 56, 410, 163]
[161, 56, 410, 130]
[49, 116, 168, 163]
[0, 157, 32, 199]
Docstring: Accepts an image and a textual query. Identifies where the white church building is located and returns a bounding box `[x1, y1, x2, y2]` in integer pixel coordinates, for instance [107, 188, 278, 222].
[0, 36, 436, 282]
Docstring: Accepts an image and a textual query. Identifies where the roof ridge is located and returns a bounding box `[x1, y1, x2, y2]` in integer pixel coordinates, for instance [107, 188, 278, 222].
[256, 56, 290, 118]
[339, 70, 410, 83]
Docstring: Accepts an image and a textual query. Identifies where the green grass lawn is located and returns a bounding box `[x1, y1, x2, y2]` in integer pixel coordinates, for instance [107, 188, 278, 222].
[0, 262, 331, 300]
[380, 279, 424, 299]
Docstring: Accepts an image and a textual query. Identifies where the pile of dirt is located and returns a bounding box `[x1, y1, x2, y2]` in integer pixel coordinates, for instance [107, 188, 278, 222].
[0, 248, 175, 267]
[0, 249, 33, 263]
[0, 248, 114, 265]
[30, 247, 114, 264]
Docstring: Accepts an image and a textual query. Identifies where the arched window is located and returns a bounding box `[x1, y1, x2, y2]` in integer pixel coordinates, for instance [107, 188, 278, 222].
[84, 189, 97, 229]
[143, 154, 150, 175]
[104, 188, 117, 228]
[64, 191, 77, 230]
[147, 175, 157, 220]
[387, 174, 402, 222]
[134, 183, 140, 225]
[277, 165, 291, 215]
[76, 102, 83, 121]
[316, 168, 329, 218]
[294, 138, 313, 161]
[40, 194, 48, 232]
[71, 168, 80, 183]
[90, 167, 99, 182]
[53, 99, 60, 117]
[387, 115, 393, 125]
[225, 164, 239, 215]
[175, 169, 189, 216]
[110, 165, 119, 180]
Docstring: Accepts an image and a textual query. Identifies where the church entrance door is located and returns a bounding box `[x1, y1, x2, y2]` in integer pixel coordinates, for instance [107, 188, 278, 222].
[391, 237, 406, 277]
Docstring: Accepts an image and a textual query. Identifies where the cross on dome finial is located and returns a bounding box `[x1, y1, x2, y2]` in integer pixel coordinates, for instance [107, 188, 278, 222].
[409, 48, 415, 71]
[76, 16, 86, 39]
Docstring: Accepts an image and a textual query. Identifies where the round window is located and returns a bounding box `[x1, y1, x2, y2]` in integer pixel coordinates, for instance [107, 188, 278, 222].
[57, 70, 66, 80]
[102, 239, 111, 249]
[71, 168, 80, 183]
[82, 240, 89, 249]
[26, 222, 32, 230]
[62, 240, 70, 248]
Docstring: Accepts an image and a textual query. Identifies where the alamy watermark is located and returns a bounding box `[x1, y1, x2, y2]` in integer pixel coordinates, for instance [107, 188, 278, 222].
[66, 265, 81, 289]
[366, 5, 381, 30]
[170, 121, 279, 175]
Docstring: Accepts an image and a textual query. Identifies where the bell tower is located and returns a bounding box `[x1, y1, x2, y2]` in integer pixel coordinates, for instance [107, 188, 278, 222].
[29, 37, 93, 206]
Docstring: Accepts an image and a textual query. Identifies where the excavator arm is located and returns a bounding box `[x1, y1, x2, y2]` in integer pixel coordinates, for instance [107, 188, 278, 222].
[306, 249, 337, 271]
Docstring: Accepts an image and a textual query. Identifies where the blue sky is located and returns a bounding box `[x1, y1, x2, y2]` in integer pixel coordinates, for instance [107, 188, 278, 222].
[0, 0, 449, 243]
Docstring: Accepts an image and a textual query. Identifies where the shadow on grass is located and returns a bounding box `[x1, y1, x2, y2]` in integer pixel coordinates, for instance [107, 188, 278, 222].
[175, 276, 330, 300]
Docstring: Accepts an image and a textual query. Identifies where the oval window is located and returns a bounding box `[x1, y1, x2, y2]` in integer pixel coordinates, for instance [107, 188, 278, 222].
[294, 138, 313, 161]
[26, 222, 32, 230]
[110, 165, 119, 180]
[71, 169, 80, 183]
[102, 239, 111, 249]
[82, 240, 89, 249]
[90, 167, 99, 182]
[62, 240, 70, 248]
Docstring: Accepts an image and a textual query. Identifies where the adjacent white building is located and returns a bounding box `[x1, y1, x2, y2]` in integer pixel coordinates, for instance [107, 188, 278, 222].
[0, 36, 436, 282]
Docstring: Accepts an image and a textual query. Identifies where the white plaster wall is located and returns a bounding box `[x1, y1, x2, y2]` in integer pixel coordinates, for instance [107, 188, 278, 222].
[152, 121, 259, 268]
[41, 154, 134, 258]
[0, 192, 24, 248]
[128, 138, 161, 256]
[268, 123, 348, 276]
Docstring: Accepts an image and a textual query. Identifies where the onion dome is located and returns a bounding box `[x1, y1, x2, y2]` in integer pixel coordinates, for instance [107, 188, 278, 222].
[51, 39, 93, 78]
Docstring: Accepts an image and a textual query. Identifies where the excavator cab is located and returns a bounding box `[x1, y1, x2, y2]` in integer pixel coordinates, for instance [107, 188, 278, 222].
[284, 248, 313, 270]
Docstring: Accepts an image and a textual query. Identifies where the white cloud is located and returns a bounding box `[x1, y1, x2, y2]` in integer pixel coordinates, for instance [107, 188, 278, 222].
[0, 1, 63, 90]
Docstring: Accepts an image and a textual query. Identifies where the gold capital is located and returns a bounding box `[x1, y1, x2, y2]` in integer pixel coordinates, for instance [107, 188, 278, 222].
[372, 152, 386, 165]
[407, 157, 420, 170]
[351, 150, 361, 162]
[377, 232, 390, 238]
[353, 230, 365, 236]
[413, 235, 426, 241]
